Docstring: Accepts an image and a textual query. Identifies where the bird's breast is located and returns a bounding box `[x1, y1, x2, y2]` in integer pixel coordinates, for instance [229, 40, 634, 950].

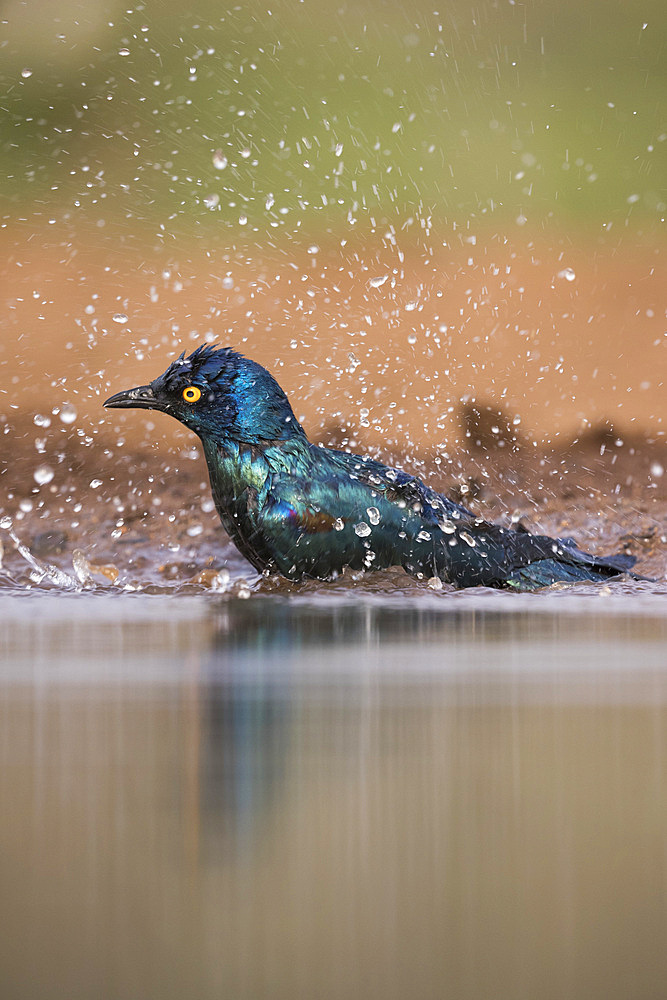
[200, 439, 276, 569]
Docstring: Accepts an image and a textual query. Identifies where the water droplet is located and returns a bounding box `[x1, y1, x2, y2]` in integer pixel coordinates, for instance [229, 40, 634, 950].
[354, 522, 371, 537]
[369, 275, 388, 288]
[557, 267, 576, 282]
[21, 68, 33, 79]
[265, 192, 275, 210]
[650, 462, 664, 478]
[334, 142, 343, 156]
[59, 403, 77, 425]
[187, 523, 203, 537]
[34, 465, 54, 486]
[347, 352, 360, 373]
[19, 499, 33, 513]
[211, 568, 231, 591]
[221, 276, 234, 289]
[239, 214, 248, 225]
[112, 313, 128, 324]
[367, 506, 381, 525]
[428, 576, 443, 591]
[118, 47, 130, 57]
[0, 516, 12, 530]
[89, 478, 103, 489]
[460, 531, 476, 548]
[204, 193, 220, 209]
[334, 518, 345, 531]
[440, 519, 456, 534]
[416, 530, 431, 542]
[33, 413, 51, 428]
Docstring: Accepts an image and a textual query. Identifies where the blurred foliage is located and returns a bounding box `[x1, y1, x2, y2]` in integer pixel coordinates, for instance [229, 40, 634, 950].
[0, 0, 665, 241]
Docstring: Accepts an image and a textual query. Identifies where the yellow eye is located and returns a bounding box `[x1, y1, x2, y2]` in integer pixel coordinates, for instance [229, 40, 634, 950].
[182, 385, 202, 403]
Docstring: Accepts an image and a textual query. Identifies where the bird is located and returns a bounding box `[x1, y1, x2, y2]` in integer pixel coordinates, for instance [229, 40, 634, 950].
[104, 345, 638, 590]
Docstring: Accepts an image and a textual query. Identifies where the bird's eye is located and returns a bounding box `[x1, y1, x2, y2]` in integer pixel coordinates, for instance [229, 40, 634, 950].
[182, 386, 202, 403]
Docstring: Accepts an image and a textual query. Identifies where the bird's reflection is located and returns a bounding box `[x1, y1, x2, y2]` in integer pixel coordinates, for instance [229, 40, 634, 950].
[196, 677, 289, 851]
[189, 596, 667, 865]
[193, 599, 418, 855]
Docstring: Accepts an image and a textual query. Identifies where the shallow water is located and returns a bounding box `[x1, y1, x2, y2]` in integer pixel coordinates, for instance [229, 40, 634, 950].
[2, 585, 667, 1000]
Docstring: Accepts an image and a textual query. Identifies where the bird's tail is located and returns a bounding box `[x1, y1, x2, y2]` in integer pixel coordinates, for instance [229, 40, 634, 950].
[504, 543, 639, 591]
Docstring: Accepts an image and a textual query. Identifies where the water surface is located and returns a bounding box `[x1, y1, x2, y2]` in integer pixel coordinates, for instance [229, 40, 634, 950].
[2, 588, 667, 1000]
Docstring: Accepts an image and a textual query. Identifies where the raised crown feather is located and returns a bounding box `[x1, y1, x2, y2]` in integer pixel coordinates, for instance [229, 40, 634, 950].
[158, 344, 243, 391]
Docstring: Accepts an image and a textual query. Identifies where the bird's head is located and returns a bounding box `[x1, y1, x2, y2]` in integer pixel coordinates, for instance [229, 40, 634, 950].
[104, 345, 305, 444]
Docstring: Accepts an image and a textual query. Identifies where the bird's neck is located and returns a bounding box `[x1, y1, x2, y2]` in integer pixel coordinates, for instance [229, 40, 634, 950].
[200, 433, 313, 514]
[201, 435, 272, 501]
[201, 431, 311, 469]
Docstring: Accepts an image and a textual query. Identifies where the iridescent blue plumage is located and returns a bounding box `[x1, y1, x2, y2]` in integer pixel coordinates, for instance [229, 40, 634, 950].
[105, 346, 638, 590]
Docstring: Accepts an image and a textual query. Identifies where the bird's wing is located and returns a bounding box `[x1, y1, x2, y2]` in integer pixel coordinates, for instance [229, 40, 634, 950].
[323, 448, 474, 522]
[252, 443, 637, 588]
[307, 449, 639, 587]
[251, 444, 476, 580]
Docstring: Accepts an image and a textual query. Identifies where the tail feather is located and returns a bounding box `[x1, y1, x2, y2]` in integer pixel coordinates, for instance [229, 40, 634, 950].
[505, 545, 639, 591]
[554, 536, 637, 570]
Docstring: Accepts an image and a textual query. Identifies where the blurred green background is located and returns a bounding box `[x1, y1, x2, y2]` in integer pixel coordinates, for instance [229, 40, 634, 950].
[1, 0, 665, 243]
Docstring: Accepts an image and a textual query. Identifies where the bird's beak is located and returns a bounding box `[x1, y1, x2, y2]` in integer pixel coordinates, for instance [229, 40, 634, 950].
[104, 384, 159, 410]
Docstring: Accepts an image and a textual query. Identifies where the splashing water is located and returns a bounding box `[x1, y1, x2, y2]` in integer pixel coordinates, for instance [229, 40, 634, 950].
[34, 465, 54, 486]
[1, 522, 80, 590]
[367, 507, 381, 525]
[354, 522, 371, 537]
[59, 403, 78, 425]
